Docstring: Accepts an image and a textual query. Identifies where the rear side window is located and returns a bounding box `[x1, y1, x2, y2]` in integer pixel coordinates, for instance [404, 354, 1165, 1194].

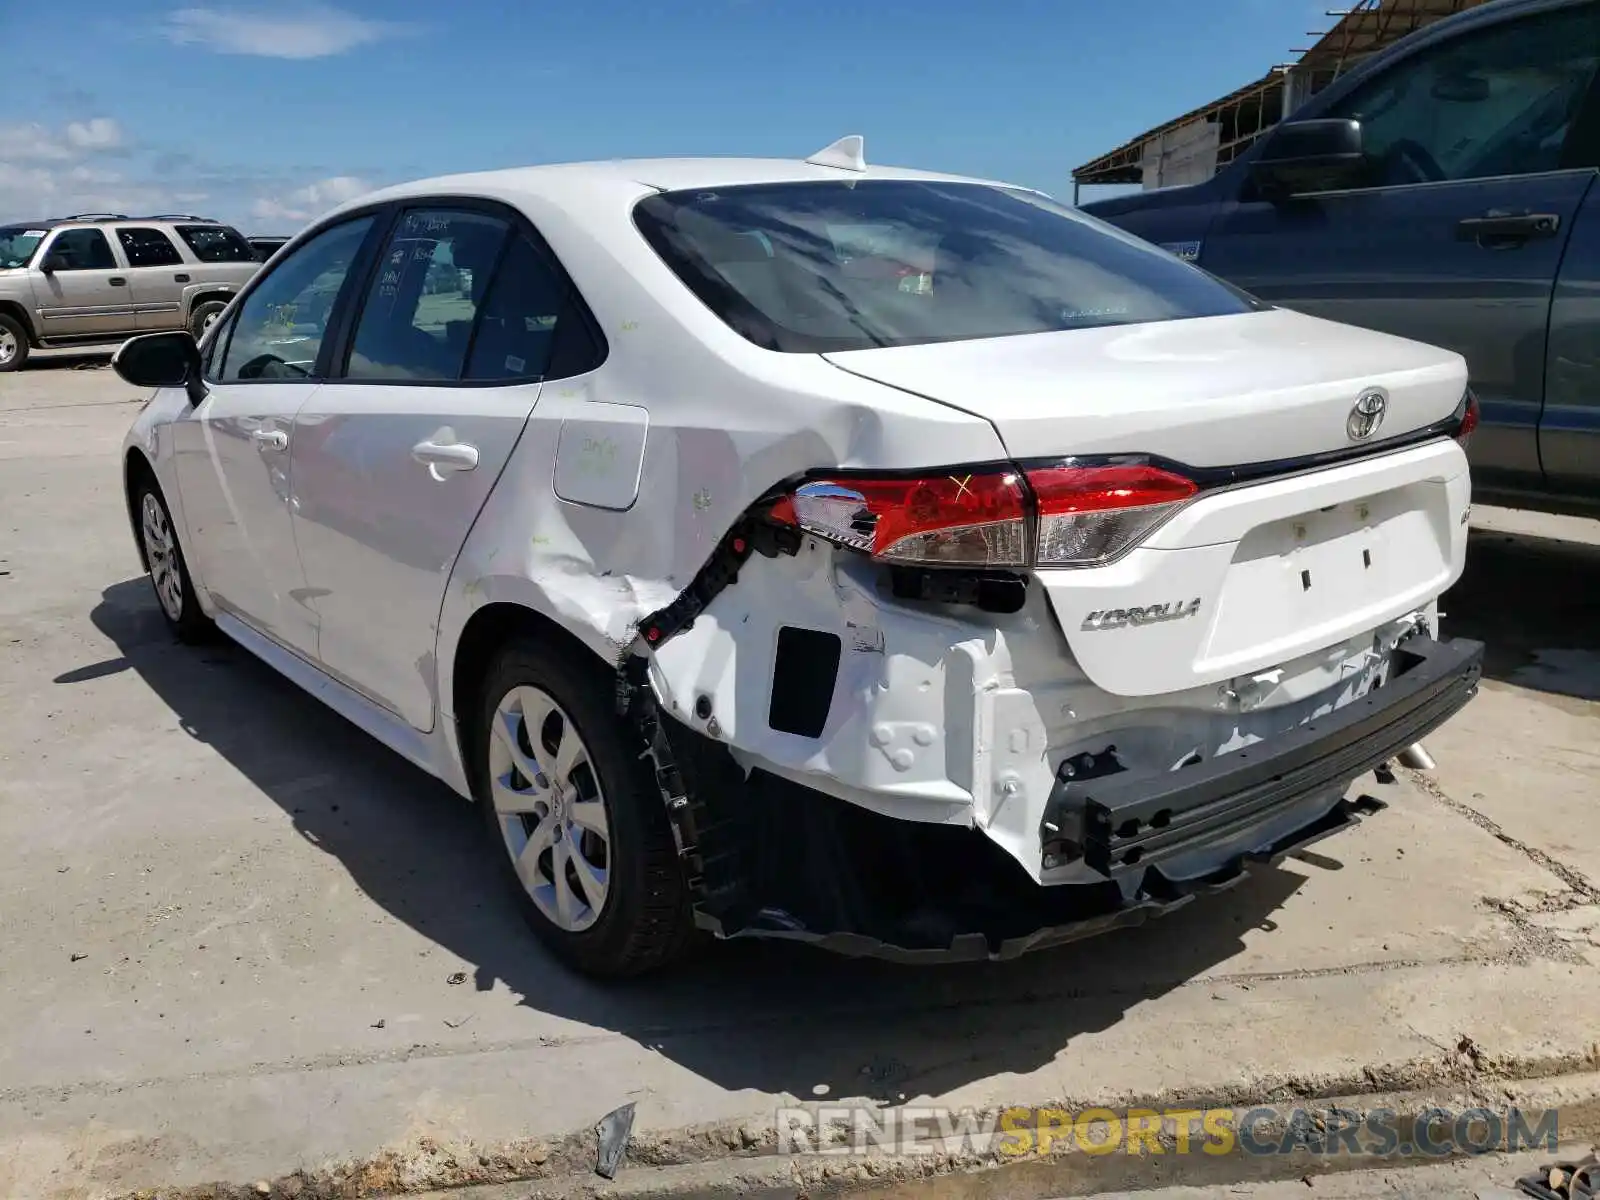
[44, 228, 115, 270]
[464, 233, 603, 381]
[177, 224, 255, 263]
[345, 208, 511, 382]
[634, 180, 1260, 353]
[117, 227, 184, 267]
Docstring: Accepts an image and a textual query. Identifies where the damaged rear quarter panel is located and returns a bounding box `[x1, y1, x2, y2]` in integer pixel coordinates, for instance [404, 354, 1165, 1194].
[431, 180, 1008, 733]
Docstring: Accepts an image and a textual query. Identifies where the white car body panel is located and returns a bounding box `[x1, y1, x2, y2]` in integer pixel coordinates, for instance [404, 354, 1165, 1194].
[1038, 438, 1470, 697]
[823, 307, 1468, 467]
[119, 153, 1478, 921]
[288, 381, 544, 731]
[431, 348, 1011, 693]
[168, 381, 320, 655]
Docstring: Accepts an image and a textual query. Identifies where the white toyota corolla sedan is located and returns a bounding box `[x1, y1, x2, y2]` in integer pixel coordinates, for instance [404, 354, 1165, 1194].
[116, 137, 1484, 977]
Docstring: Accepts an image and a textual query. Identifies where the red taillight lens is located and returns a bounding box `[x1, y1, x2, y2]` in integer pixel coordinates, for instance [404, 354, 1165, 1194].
[1455, 389, 1480, 447]
[1027, 463, 1198, 566]
[785, 471, 1029, 567]
[772, 460, 1199, 569]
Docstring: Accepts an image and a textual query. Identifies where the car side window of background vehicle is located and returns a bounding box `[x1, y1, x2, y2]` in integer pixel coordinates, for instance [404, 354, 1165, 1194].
[42, 228, 117, 270]
[117, 228, 184, 268]
[1323, 4, 1600, 188]
[176, 224, 256, 263]
[215, 216, 375, 382]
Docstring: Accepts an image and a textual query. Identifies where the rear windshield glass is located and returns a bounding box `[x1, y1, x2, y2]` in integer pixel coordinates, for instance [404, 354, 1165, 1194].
[634, 181, 1260, 353]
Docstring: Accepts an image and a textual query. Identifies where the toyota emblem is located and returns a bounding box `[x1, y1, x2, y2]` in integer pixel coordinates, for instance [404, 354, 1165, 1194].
[1347, 389, 1388, 442]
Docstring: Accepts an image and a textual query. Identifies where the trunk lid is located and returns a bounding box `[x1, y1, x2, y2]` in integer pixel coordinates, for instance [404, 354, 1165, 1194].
[822, 307, 1466, 468]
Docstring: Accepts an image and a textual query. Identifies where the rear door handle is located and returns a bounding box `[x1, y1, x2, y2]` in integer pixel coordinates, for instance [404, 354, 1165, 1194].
[174, 273, 191, 283]
[1456, 212, 1560, 244]
[108, 276, 126, 286]
[252, 429, 289, 450]
[412, 437, 479, 480]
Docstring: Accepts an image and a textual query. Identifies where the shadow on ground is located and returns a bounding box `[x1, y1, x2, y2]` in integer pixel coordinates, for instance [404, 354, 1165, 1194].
[23, 351, 113, 371]
[1442, 527, 1600, 701]
[69, 578, 1314, 1106]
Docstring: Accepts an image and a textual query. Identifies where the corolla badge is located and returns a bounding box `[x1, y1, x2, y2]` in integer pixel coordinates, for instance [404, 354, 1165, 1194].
[1081, 598, 1202, 631]
[1347, 388, 1388, 442]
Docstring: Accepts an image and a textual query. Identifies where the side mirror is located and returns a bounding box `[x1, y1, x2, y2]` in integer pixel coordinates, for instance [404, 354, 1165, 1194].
[39, 253, 66, 273]
[1250, 118, 1367, 199]
[112, 331, 207, 406]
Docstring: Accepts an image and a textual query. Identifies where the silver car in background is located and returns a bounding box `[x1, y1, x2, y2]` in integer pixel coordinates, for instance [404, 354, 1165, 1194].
[0, 214, 260, 372]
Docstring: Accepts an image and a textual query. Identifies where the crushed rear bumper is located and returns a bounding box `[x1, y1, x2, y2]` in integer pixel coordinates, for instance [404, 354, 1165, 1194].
[672, 634, 1484, 964]
[1040, 633, 1485, 891]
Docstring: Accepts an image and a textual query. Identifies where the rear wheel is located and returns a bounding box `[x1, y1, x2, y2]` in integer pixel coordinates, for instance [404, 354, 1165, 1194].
[135, 479, 213, 643]
[473, 637, 693, 977]
[0, 313, 29, 372]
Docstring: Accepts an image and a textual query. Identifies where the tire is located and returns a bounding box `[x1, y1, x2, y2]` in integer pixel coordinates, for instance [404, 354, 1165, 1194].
[188, 300, 228, 342]
[473, 636, 694, 978]
[0, 312, 30, 372]
[133, 478, 214, 643]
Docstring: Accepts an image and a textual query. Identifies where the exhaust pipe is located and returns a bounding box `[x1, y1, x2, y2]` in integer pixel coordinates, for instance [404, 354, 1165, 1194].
[1396, 742, 1436, 771]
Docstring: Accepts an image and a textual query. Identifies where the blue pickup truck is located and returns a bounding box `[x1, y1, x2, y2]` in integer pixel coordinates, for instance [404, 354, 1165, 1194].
[1081, 0, 1600, 516]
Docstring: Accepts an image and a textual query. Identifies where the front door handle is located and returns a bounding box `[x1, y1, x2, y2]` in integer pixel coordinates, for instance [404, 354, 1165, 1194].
[412, 437, 480, 480]
[252, 428, 289, 450]
[108, 276, 127, 286]
[1456, 211, 1560, 246]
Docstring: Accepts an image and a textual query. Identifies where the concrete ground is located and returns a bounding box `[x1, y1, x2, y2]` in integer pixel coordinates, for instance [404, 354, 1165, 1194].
[1, 357, 1597, 1200]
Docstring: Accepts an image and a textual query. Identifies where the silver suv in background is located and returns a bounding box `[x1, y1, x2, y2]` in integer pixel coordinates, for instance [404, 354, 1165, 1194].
[0, 213, 260, 372]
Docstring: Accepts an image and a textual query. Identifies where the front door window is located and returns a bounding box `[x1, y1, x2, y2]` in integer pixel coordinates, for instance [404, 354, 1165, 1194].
[1325, 5, 1600, 187]
[216, 216, 375, 381]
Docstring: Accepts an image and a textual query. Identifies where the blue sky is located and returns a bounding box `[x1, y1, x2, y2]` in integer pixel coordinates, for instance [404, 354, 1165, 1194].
[0, 0, 1327, 231]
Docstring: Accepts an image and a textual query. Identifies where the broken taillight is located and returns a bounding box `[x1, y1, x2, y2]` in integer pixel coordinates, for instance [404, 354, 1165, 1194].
[783, 472, 1029, 567]
[1454, 388, 1480, 448]
[770, 460, 1198, 569]
[1028, 462, 1199, 566]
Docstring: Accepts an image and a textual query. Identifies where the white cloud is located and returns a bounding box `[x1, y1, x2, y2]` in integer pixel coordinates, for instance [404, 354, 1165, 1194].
[65, 118, 125, 152]
[0, 163, 167, 222]
[0, 118, 126, 163]
[0, 110, 374, 229]
[0, 119, 141, 219]
[162, 4, 413, 58]
[0, 123, 74, 162]
[251, 175, 371, 224]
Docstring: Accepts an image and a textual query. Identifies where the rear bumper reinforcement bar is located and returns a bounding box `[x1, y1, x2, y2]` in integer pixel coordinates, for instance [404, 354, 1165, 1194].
[1040, 634, 1485, 884]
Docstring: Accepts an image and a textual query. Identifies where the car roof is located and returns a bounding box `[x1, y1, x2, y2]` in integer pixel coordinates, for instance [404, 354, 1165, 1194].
[0, 215, 234, 232]
[321, 155, 1035, 224]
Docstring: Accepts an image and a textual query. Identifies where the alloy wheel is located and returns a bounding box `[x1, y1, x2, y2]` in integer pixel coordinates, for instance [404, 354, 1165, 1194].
[487, 685, 612, 932]
[0, 327, 17, 365]
[141, 492, 185, 622]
